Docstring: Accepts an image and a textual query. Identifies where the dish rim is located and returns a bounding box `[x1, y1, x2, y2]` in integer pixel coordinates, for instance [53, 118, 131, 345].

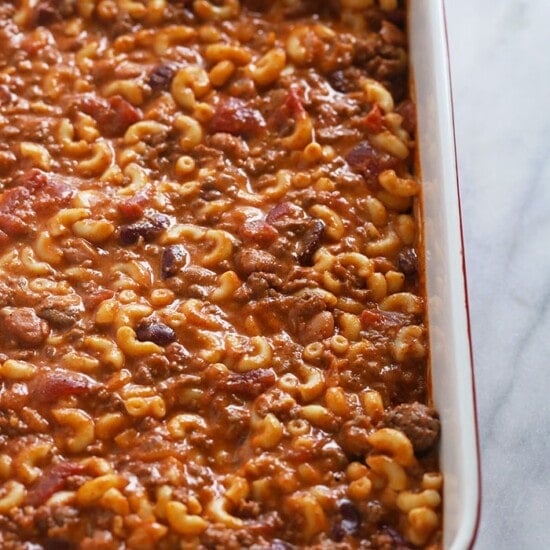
[410, 1, 482, 547]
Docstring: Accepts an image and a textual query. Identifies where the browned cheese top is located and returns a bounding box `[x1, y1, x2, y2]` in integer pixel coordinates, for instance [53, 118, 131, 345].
[0, 0, 442, 548]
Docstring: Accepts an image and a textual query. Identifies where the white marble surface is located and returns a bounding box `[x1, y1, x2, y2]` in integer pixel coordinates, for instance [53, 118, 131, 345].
[444, 1, 550, 548]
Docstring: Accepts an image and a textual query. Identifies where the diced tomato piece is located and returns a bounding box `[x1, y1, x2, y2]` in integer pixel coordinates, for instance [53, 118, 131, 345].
[26, 462, 86, 507]
[216, 368, 276, 398]
[80, 94, 142, 137]
[346, 141, 400, 185]
[239, 219, 279, 246]
[360, 308, 410, 330]
[106, 96, 142, 135]
[269, 86, 307, 132]
[284, 85, 306, 118]
[17, 168, 73, 206]
[0, 212, 29, 237]
[81, 286, 115, 311]
[29, 370, 94, 405]
[0, 170, 74, 240]
[266, 202, 293, 225]
[362, 104, 385, 133]
[210, 97, 266, 136]
[395, 99, 416, 134]
[118, 192, 149, 222]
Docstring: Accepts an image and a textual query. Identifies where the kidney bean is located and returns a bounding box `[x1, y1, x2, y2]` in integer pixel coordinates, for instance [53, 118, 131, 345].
[148, 64, 175, 92]
[118, 213, 170, 245]
[161, 244, 188, 279]
[331, 499, 361, 541]
[135, 320, 176, 346]
[297, 219, 325, 266]
[397, 247, 418, 276]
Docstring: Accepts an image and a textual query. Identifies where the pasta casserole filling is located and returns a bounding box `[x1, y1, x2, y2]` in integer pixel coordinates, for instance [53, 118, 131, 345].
[0, 0, 442, 548]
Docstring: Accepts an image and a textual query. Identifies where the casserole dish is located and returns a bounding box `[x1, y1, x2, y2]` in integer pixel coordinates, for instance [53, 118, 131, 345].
[0, 0, 479, 548]
[410, 1, 481, 548]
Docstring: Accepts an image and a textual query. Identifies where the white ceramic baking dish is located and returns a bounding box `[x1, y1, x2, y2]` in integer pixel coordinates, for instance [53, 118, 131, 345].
[409, 1, 480, 549]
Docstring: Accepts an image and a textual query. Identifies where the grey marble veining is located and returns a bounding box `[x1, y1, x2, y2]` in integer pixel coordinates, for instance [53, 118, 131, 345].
[444, 0, 550, 548]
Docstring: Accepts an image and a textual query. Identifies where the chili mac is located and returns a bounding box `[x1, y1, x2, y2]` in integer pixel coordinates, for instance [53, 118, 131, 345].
[0, 1, 442, 548]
